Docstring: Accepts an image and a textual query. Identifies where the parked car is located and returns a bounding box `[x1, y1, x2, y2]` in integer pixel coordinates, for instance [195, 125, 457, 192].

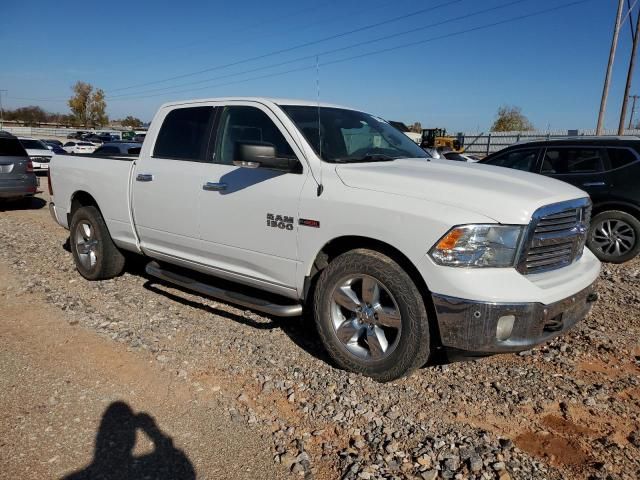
[67, 131, 89, 140]
[132, 133, 146, 142]
[62, 141, 97, 154]
[18, 137, 52, 172]
[0, 131, 38, 200]
[49, 97, 600, 381]
[93, 142, 142, 155]
[443, 151, 481, 163]
[480, 137, 640, 263]
[41, 139, 64, 149]
[50, 145, 66, 154]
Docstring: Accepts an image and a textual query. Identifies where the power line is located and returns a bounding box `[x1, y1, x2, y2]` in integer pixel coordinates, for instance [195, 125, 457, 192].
[108, 0, 529, 100]
[109, 0, 591, 102]
[107, 0, 467, 93]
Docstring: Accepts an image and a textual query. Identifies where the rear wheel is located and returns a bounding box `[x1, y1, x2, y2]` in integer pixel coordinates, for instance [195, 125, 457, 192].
[70, 205, 125, 280]
[313, 249, 430, 382]
[588, 210, 640, 263]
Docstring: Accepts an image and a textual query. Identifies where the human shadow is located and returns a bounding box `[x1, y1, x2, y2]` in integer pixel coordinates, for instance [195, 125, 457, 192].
[62, 401, 195, 480]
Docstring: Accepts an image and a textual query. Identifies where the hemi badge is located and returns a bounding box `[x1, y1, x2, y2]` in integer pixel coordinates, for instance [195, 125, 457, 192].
[299, 218, 320, 228]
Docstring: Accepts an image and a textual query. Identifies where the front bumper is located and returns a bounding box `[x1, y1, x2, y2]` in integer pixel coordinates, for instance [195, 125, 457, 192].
[432, 282, 597, 356]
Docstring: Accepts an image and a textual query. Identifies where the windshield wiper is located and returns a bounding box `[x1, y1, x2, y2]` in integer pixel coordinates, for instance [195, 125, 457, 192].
[334, 154, 399, 163]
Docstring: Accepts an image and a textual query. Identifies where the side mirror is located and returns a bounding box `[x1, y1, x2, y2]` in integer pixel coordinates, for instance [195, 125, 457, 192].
[233, 141, 300, 172]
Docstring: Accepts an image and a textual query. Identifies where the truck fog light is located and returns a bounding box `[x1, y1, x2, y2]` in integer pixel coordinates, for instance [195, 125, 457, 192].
[496, 315, 515, 341]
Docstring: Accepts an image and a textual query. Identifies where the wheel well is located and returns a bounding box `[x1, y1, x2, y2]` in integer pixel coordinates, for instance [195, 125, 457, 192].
[304, 236, 443, 348]
[68, 191, 99, 224]
[592, 202, 640, 219]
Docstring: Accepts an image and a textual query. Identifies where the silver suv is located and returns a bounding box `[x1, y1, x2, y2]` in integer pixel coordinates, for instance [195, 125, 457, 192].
[0, 131, 38, 201]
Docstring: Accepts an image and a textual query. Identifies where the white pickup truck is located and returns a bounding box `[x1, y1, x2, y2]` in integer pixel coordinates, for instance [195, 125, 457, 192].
[49, 97, 600, 381]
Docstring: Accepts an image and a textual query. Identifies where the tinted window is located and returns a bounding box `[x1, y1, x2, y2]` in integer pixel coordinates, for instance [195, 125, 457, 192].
[64, 142, 75, 147]
[154, 106, 214, 161]
[607, 148, 638, 170]
[484, 148, 538, 172]
[215, 106, 295, 165]
[0, 137, 28, 157]
[541, 148, 604, 174]
[20, 139, 48, 150]
[94, 146, 119, 155]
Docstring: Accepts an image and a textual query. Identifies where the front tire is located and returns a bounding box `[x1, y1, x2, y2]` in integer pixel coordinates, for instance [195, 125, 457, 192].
[69, 205, 125, 280]
[588, 210, 640, 263]
[313, 249, 430, 382]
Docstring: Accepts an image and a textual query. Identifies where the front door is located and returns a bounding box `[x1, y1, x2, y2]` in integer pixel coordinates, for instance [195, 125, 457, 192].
[538, 146, 609, 203]
[197, 103, 308, 295]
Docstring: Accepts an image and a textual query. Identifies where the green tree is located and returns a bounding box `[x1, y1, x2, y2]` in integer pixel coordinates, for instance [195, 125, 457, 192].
[68, 81, 108, 127]
[490, 105, 534, 132]
[119, 115, 143, 128]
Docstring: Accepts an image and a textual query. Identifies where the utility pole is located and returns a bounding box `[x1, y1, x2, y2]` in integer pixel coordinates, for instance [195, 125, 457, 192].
[597, 0, 625, 135]
[629, 94, 640, 129]
[0, 90, 6, 129]
[619, 4, 640, 134]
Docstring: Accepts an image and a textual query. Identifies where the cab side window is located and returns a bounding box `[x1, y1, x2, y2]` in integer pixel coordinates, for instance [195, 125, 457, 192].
[484, 148, 538, 172]
[214, 106, 295, 165]
[153, 106, 215, 161]
[541, 148, 604, 174]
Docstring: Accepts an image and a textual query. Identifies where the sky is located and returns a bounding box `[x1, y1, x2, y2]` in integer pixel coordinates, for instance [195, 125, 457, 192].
[0, 0, 635, 132]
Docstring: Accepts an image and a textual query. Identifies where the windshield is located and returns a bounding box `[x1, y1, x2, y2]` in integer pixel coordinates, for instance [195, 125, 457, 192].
[281, 105, 427, 163]
[20, 139, 48, 150]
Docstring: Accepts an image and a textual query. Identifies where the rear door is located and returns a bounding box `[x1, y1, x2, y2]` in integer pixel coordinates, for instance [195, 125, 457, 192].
[538, 146, 608, 202]
[132, 105, 217, 261]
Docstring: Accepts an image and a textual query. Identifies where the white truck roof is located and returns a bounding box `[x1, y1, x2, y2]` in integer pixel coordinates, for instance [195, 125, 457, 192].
[159, 97, 355, 111]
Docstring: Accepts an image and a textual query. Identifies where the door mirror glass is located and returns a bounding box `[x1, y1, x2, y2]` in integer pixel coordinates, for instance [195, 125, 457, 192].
[234, 141, 300, 172]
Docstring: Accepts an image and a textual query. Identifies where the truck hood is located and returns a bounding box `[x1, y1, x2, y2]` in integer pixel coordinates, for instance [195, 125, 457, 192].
[335, 158, 588, 224]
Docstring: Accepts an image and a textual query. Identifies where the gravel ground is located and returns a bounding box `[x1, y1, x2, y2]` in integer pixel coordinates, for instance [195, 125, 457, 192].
[1, 192, 639, 479]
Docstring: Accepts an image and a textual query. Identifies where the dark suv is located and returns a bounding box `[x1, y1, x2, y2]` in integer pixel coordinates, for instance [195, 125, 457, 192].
[480, 137, 640, 263]
[0, 131, 38, 201]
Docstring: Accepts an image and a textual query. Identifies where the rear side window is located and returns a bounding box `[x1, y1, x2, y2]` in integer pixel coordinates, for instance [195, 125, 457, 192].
[0, 137, 28, 157]
[64, 142, 75, 147]
[541, 148, 604, 174]
[607, 148, 638, 170]
[483, 148, 538, 172]
[153, 106, 214, 161]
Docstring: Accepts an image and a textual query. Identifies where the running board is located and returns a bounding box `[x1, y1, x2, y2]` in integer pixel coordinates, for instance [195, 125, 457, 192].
[145, 261, 303, 317]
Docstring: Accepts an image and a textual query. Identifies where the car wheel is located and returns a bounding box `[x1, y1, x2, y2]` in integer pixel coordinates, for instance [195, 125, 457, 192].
[69, 205, 125, 280]
[588, 210, 640, 263]
[313, 249, 430, 382]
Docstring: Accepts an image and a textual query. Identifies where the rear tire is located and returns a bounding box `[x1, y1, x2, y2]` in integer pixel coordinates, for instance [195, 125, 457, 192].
[313, 249, 430, 382]
[69, 205, 126, 280]
[588, 210, 640, 263]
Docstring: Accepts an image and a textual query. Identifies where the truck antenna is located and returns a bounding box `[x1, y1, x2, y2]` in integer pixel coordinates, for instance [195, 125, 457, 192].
[316, 55, 324, 197]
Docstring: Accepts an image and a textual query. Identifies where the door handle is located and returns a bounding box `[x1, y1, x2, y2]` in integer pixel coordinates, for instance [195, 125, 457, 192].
[582, 181, 606, 187]
[136, 173, 154, 182]
[203, 182, 227, 191]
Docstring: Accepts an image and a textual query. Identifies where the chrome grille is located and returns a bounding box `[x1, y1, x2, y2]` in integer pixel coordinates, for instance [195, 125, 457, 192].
[518, 199, 591, 274]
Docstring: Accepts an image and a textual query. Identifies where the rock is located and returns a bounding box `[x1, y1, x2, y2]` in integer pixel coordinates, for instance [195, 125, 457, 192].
[469, 456, 483, 472]
[421, 470, 438, 480]
[493, 461, 506, 471]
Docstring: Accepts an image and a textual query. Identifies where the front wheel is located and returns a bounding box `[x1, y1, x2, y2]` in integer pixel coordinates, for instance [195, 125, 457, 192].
[70, 205, 126, 280]
[313, 249, 430, 382]
[588, 210, 640, 263]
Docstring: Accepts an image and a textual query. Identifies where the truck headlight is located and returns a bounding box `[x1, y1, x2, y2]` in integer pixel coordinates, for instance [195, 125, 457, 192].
[430, 225, 524, 268]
